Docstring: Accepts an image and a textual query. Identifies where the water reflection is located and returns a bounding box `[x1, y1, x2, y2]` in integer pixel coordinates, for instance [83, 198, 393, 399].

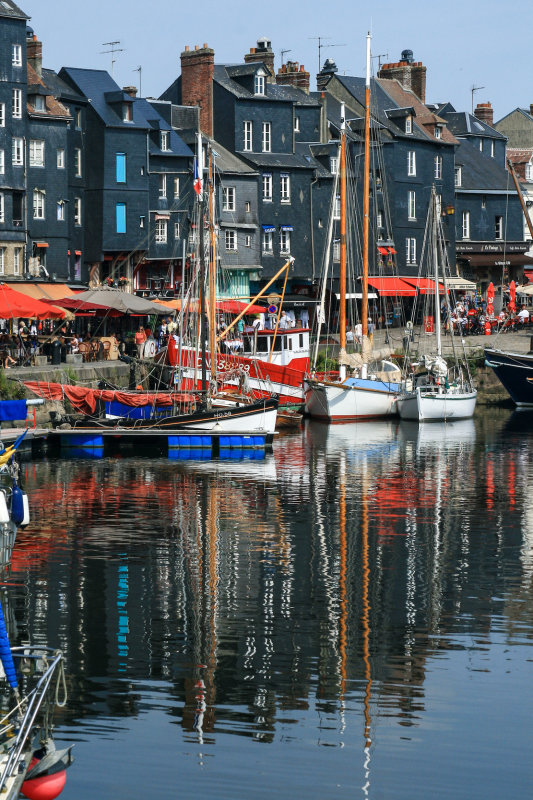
[6, 411, 533, 799]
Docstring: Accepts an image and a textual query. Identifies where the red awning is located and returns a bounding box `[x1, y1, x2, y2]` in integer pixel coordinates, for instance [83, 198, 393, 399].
[35, 242, 49, 248]
[377, 246, 388, 256]
[366, 277, 416, 297]
[524, 269, 533, 282]
[75, 250, 82, 256]
[401, 277, 445, 295]
[388, 247, 397, 255]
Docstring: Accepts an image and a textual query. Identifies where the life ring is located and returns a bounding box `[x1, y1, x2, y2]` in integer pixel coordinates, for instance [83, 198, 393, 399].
[143, 338, 157, 358]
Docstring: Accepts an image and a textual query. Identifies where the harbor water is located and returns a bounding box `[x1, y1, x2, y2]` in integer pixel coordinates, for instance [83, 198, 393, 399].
[7, 408, 533, 799]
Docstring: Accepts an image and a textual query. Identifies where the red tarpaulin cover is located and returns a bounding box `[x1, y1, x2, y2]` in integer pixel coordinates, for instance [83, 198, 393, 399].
[366, 277, 417, 297]
[0, 284, 66, 319]
[24, 382, 197, 415]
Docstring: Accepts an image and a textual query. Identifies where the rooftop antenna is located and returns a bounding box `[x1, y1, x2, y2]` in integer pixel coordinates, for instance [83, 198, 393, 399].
[280, 48, 292, 66]
[471, 84, 485, 114]
[133, 65, 142, 97]
[100, 41, 125, 76]
[372, 52, 388, 71]
[309, 36, 346, 74]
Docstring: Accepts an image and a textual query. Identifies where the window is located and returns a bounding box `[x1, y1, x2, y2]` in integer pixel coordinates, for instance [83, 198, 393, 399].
[225, 230, 237, 250]
[139, 215, 145, 229]
[334, 195, 341, 220]
[116, 153, 126, 183]
[74, 197, 82, 225]
[57, 148, 65, 169]
[434, 155, 442, 180]
[0, 150, 3, 174]
[33, 189, 45, 219]
[495, 215, 503, 240]
[12, 192, 23, 225]
[122, 102, 133, 122]
[116, 203, 126, 233]
[34, 95, 45, 112]
[526, 162, 533, 181]
[407, 151, 416, 176]
[479, 139, 483, 151]
[0, 193, 3, 223]
[160, 131, 169, 151]
[155, 219, 167, 243]
[13, 247, 21, 276]
[245, 234, 251, 247]
[262, 230, 273, 253]
[243, 120, 252, 151]
[333, 239, 340, 261]
[159, 174, 167, 198]
[280, 229, 291, 254]
[262, 173, 272, 201]
[0, 248, 4, 275]
[330, 156, 338, 175]
[223, 186, 235, 211]
[294, 116, 300, 132]
[406, 237, 416, 264]
[408, 190, 416, 220]
[12, 89, 22, 119]
[29, 140, 45, 167]
[405, 115, 413, 134]
[454, 166, 462, 187]
[174, 222, 180, 239]
[462, 210, 470, 239]
[377, 211, 383, 229]
[0, 104, 4, 127]
[262, 122, 271, 153]
[245, 200, 251, 213]
[75, 109, 81, 128]
[280, 174, 290, 203]
[435, 194, 442, 217]
[490, 140, 495, 158]
[173, 178, 180, 199]
[57, 200, 65, 221]
[254, 74, 265, 95]
[12, 44, 22, 67]
[434, 126, 441, 139]
[481, 195, 486, 209]
[75, 148, 82, 177]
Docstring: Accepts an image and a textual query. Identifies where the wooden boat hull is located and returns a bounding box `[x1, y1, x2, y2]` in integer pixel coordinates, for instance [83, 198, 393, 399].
[484, 348, 533, 406]
[397, 387, 477, 421]
[304, 378, 399, 421]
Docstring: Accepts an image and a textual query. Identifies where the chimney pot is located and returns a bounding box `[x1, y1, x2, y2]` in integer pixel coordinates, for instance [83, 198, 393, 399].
[195, 44, 199, 51]
[203, 43, 208, 49]
[184, 45, 190, 52]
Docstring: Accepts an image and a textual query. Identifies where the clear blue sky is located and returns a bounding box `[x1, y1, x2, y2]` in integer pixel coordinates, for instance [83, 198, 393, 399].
[23, 0, 529, 122]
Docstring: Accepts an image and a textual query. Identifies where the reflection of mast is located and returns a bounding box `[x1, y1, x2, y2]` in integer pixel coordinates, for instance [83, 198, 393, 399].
[361, 468, 372, 798]
[338, 458, 348, 705]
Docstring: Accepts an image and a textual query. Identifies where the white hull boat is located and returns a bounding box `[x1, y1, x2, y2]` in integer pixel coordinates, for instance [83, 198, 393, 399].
[397, 385, 477, 421]
[304, 377, 399, 421]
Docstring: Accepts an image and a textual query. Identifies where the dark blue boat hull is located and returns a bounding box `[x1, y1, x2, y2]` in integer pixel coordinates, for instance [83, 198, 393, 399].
[484, 348, 533, 405]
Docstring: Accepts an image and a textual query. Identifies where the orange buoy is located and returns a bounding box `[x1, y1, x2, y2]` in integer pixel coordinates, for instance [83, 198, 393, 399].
[21, 759, 67, 800]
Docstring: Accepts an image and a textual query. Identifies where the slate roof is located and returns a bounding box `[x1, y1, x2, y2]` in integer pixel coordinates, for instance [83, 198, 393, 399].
[41, 68, 85, 103]
[238, 151, 316, 170]
[0, 0, 28, 19]
[136, 98, 192, 157]
[59, 67, 149, 130]
[26, 62, 71, 120]
[214, 64, 316, 105]
[495, 107, 533, 126]
[440, 110, 506, 140]
[297, 143, 332, 178]
[377, 78, 458, 144]
[455, 140, 514, 191]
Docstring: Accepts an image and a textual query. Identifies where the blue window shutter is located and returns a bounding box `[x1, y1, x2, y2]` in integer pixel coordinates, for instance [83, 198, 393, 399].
[116, 153, 126, 183]
[116, 203, 126, 233]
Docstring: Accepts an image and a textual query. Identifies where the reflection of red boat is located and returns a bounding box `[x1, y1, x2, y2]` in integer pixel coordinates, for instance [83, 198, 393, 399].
[167, 328, 310, 406]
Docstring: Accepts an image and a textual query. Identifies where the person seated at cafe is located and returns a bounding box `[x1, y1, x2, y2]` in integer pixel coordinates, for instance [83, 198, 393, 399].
[2, 349, 16, 369]
[518, 305, 530, 324]
[70, 335, 80, 354]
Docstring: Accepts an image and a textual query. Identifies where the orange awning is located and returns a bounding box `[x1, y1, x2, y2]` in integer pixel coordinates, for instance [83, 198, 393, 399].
[366, 277, 416, 297]
[401, 277, 445, 295]
[6, 282, 77, 301]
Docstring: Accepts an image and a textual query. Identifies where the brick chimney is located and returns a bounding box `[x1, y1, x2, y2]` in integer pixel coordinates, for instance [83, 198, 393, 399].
[377, 49, 426, 104]
[27, 34, 42, 78]
[276, 61, 310, 94]
[474, 102, 494, 127]
[180, 44, 214, 137]
[529, 103, 533, 117]
[122, 86, 138, 98]
[244, 37, 275, 81]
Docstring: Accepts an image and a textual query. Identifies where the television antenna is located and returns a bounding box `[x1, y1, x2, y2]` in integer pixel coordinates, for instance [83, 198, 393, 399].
[471, 84, 485, 114]
[309, 36, 346, 74]
[133, 65, 142, 97]
[100, 41, 125, 76]
[372, 52, 389, 71]
[280, 48, 292, 66]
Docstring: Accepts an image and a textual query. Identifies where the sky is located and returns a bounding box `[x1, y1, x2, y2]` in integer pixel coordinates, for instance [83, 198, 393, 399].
[22, 0, 530, 122]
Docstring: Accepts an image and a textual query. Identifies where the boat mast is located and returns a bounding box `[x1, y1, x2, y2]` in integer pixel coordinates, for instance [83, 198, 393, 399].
[339, 103, 347, 381]
[208, 149, 217, 384]
[362, 32, 372, 338]
[432, 188, 442, 357]
[197, 132, 208, 408]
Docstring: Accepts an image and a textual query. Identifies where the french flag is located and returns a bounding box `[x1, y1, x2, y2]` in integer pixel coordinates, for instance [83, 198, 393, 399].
[194, 133, 203, 199]
[193, 158, 202, 196]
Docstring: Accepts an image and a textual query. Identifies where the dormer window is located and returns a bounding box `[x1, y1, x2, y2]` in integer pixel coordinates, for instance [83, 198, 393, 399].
[34, 95, 46, 112]
[405, 115, 413, 134]
[434, 126, 441, 139]
[526, 161, 533, 181]
[123, 102, 133, 122]
[254, 74, 265, 96]
[161, 131, 170, 151]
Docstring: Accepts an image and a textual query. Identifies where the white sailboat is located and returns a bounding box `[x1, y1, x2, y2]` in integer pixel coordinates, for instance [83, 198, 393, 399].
[304, 34, 401, 422]
[396, 189, 477, 422]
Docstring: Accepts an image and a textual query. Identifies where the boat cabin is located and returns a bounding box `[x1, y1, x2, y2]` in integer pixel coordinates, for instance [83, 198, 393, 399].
[240, 327, 310, 367]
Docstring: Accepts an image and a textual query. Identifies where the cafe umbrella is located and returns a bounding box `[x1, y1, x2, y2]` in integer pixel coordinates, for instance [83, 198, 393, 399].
[0, 284, 66, 319]
[47, 288, 175, 316]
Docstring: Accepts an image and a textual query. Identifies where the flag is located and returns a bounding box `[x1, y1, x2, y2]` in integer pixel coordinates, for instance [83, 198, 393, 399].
[193, 157, 202, 197]
[0, 429, 28, 467]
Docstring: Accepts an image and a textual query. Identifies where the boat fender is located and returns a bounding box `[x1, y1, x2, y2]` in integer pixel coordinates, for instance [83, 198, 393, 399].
[20, 765, 67, 800]
[22, 492, 30, 527]
[0, 491, 9, 524]
[11, 486, 26, 527]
